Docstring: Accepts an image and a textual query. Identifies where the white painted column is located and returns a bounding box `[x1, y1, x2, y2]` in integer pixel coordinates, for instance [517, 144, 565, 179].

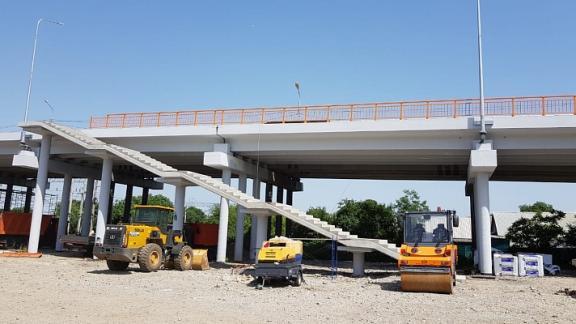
[28, 135, 52, 254]
[255, 214, 268, 263]
[216, 169, 232, 262]
[80, 178, 95, 237]
[55, 173, 72, 251]
[468, 141, 496, 275]
[234, 174, 247, 262]
[249, 178, 261, 261]
[173, 184, 185, 231]
[474, 173, 492, 274]
[352, 252, 365, 277]
[95, 157, 113, 246]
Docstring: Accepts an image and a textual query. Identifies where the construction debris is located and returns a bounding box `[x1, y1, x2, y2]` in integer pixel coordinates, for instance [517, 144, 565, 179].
[555, 288, 576, 299]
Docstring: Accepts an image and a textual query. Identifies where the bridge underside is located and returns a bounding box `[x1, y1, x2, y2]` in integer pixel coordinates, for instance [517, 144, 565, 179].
[2, 149, 576, 182]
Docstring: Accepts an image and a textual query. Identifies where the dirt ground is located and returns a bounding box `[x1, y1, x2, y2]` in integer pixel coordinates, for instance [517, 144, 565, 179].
[0, 253, 574, 324]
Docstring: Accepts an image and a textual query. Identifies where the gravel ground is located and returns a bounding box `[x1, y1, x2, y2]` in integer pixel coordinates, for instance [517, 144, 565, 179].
[0, 253, 574, 323]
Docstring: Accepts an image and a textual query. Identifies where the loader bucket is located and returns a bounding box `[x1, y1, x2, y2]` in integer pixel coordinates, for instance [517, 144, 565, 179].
[400, 270, 453, 294]
[191, 249, 210, 270]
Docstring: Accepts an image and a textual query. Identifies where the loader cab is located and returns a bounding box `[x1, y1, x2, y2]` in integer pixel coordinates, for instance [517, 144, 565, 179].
[403, 211, 458, 246]
[131, 205, 174, 234]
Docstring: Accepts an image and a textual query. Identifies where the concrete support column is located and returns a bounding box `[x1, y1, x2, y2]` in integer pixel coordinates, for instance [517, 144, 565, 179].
[338, 246, 370, 277]
[352, 252, 366, 277]
[141, 188, 149, 205]
[265, 183, 273, 238]
[468, 141, 497, 275]
[3, 184, 13, 211]
[173, 184, 185, 231]
[250, 179, 261, 261]
[28, 135, 52, 254]
[255, 214, 268, 263]
[474, 173, 492, 274]
[275, 186, 284, 236]
[122, 184, 133, 223]
[80, 178, 95, 237]
[465, 183, 478, 267]
[216, 169, 232, 262]
[95, 157, 113, 246]
[24, 186, 33, 213]
[106, 182, 115, 224]
[56, 173, 72, 251]
[286, 189, 293, 236]
[234, 174, 247, 262]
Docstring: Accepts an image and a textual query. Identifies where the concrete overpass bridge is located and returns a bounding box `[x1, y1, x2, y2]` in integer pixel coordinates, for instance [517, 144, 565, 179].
[1, 94, 575, 275]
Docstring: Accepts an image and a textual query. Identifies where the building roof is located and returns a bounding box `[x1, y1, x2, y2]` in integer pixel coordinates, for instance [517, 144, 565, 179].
[492, 212, 576, 238]
[453, 216, 472, 241]
[452, 212, 576, 242]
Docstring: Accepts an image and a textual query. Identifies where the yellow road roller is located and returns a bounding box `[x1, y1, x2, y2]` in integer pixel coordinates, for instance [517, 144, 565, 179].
[398, 211, 459, 294]
[254, 236, 304, 288]
[93, 205, 195, 272]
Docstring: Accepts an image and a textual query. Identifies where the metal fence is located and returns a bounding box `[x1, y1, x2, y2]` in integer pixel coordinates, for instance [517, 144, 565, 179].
[89, 95, 576, 129]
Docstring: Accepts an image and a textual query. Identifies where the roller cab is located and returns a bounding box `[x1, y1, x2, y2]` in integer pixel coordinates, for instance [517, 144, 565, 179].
[398, 211, 459, 294]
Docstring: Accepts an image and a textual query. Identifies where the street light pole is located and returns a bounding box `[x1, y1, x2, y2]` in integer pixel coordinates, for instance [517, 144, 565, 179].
[20, 18, 64, 147]
[294, 81, 301, 108]
[476, 0, 487, 142]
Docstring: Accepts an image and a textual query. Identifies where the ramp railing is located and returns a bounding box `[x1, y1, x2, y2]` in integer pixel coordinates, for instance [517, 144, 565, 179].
[89, 95, 576, 128]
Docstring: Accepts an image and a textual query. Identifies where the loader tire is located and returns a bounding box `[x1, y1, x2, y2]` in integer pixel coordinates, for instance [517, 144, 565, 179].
[106, 260, 129, 271]
[138, 243, 163, 272]
[174, 245, 194, 271]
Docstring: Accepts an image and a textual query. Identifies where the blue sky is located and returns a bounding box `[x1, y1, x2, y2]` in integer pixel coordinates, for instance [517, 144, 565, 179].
[2, 1, 576, 215]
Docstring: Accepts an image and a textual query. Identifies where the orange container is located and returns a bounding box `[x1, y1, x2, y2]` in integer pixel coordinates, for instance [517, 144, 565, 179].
[0, 212, 52, 236]
[183, 223, 218, 246]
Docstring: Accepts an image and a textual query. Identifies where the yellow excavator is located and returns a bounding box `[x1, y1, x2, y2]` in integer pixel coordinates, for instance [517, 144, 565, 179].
[398, 211, 459, 294]
[94, 205, 196, 272]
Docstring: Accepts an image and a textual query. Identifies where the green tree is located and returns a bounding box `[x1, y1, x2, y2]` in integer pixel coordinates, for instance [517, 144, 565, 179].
[506, 209, 566, 249]
[392, 190, 429, 243]
[334, 199, 398, 241]
[54, 199, 82, 234]
[564, 224, 576, 247]
[393, 189, 429, 215]
[519, 201, 554, 213]
[185, 206, 208, 223]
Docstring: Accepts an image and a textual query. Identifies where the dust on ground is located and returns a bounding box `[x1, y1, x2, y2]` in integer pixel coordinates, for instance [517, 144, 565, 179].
[0, 253, 574, 323]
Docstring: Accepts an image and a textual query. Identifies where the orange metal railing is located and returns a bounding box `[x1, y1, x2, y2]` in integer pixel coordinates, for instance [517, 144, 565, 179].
[89, 95, 576, 129]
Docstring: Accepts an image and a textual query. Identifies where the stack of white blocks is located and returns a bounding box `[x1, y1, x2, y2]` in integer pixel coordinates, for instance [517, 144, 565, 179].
[493, 254, 518, 276]
[518, 254, 544, 277]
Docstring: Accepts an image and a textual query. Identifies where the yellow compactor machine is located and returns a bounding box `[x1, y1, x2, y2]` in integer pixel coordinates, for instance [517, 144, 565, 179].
[93, 205, 206, 272]
[398, 211, 459, 294]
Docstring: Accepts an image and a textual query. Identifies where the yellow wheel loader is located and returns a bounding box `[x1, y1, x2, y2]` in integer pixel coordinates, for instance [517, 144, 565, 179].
[398, 211, 459, 294]
[93, 205, 194, 272]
